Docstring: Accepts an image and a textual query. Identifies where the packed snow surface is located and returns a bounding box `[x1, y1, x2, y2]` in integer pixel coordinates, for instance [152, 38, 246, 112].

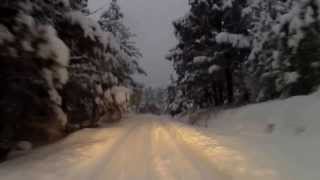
[180, 91, 320, 180]
[0, 108, 319, 180]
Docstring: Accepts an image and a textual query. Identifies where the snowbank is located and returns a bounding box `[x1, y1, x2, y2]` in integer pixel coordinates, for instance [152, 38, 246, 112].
[179, 90, 320, 137]
[178, 91, 320, 180]
[204, 91, 320, 136]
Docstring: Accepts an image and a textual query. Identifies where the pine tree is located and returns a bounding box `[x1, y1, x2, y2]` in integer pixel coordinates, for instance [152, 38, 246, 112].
[99, 0, 145, 88]
[214, 0, 251, 104]
[0, 0, 139, 158]
[167, 0, 250, 114]
[60, 7, 131, 127]
[0, 0, 70, 156]
[246, 0, 320, 101]
[244, 0, 289, 101]
[167, 0, 222, 112]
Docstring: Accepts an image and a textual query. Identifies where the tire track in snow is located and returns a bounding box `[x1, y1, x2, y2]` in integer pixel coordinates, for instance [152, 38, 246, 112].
[0, 117, 142, 180]
[88, 117, 155, 180]
[154, 119, 231, 180]
[163, 119, 279, 180]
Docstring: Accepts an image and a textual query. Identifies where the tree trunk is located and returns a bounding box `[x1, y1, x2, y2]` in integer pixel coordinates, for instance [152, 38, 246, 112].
[213, 82, 224, 106]
[218, 83, 224, 105]
[212, 83, 219, 106]
[225, 67, 234, 104]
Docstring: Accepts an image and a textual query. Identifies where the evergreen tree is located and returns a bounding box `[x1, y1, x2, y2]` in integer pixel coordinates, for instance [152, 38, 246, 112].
[0, 0, 139, 159]
[246, 0, 320, 101]
[0, 0, 70, 156]
[99, 0, 145, 88]
[214, 0, 251, 104]
[167, 0, 250, 114]
[167, 0, 222, 112]
[275, 0, 320, 97]
[245, 0, 293, 101]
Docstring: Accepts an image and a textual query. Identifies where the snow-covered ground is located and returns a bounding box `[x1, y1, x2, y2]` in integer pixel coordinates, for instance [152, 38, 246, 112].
[179, 91, 320, 180]
[0, 115, 227, 180]
[0, 91, 320, 180]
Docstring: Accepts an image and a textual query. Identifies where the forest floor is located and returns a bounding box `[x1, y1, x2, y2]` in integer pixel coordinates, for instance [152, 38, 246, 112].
[0, 114, 318, 180]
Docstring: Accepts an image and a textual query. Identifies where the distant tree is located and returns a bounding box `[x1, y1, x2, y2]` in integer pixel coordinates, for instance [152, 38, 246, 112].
[138, 87, 168, 114]
[99, 0, 145, 88]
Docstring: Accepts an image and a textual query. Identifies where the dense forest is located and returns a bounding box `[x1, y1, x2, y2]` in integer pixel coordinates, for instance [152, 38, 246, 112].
[0, 0, 143, 159]
[0, 1, 319, 179]
[1, 0, 320, 165]
[167, 0, 320, 114]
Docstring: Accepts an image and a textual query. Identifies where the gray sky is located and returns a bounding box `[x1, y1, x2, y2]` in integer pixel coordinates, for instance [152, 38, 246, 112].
[88, 0, 188, 87]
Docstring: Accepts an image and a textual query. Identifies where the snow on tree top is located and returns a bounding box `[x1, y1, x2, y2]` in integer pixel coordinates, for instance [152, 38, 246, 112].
[284, 72, 300, 85]
[67, 11, 100, 40]
[276, 1, 320, 49]
[66, 11, 122, 53]
[0, 24, 15, 44]
[208, 65, 221, 74]
[193, 56, 209, 64]
[37, 25, 70, 67]
[61, 0, 70, 7]
[222, 0, 235, 10]
[216, 32, 250, 48]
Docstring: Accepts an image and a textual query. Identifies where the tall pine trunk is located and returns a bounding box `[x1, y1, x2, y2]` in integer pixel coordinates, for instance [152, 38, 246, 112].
[225, 67, 234, 104]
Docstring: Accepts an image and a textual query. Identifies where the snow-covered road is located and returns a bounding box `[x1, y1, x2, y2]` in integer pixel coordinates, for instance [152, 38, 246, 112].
[0, 115, 296, 180]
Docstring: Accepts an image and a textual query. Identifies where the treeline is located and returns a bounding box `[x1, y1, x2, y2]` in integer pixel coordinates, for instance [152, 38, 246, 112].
[167, 0, 320, 114]
[132, 87, 168, 114]
[0, 0, 143, 159]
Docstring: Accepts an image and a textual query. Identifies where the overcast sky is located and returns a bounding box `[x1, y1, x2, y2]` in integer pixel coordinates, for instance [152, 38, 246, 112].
[88, 0, 189, 87]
